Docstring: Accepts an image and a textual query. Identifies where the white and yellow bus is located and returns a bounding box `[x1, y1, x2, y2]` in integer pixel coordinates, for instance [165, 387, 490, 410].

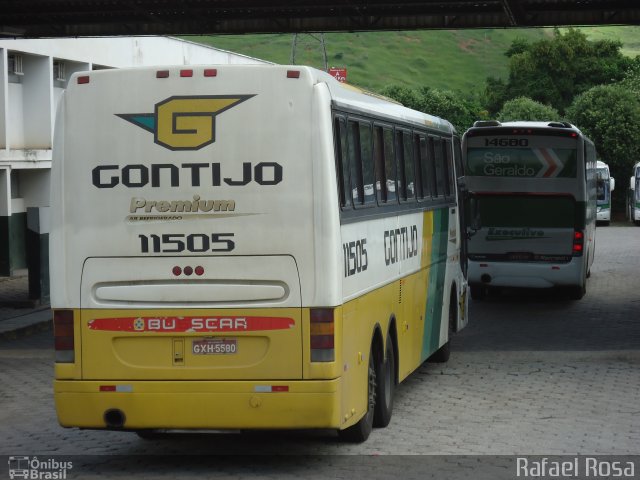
[596, 160, 615, 225]
[51, 65, 468, 442]
[463, 121, 597, 300]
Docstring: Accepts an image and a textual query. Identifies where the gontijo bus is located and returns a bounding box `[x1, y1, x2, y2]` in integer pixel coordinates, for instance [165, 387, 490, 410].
[51, 65, 468, 442]
[463, 121, 596, 300]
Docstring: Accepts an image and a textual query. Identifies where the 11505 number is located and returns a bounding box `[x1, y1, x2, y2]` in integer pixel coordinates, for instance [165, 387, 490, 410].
[138, 233, 235, 253]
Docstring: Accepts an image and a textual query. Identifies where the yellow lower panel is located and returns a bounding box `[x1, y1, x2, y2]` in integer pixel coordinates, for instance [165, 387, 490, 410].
[54, 379, 341, 430]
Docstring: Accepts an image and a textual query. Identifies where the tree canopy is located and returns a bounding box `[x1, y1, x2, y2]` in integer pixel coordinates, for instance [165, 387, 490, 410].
[485, 28, 631, 115]
[566, 84, 640, 212]
[497, 97, 561, 122]
[381, 85, 486, 133]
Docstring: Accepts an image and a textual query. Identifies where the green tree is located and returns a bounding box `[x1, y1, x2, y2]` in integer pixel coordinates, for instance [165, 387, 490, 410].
[382, 85, 485, 133]
[566, 84, 640, 214]
[487, 28, 631, 115]
[497, 97, 561, 122]
[380, 85, 421, 111]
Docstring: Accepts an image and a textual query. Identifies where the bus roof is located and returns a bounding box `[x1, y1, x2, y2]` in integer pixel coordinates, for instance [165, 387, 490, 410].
[305, 67, 454, 135]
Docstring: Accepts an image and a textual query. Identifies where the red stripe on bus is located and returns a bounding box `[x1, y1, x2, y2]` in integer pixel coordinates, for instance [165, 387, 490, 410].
[87, 316, 295, 332]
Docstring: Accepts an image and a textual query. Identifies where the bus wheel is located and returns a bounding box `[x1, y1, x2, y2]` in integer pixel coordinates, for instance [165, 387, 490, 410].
[339, 347, 376, 443]
[568, 281, 586, 300]
[373, 336, 395, 428]
[470, 284, 485, 301]
[430, 291, 456, 363]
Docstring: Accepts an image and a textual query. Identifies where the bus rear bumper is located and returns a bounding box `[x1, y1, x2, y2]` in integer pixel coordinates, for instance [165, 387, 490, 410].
[468, 259, 583, 289]
[54, 379, 342, 430]
[596, 210, 611, 222]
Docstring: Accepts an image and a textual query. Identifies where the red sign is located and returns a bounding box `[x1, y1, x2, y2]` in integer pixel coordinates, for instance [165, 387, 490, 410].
[329, 67, 347, 83]
[88, 316, 295, 333]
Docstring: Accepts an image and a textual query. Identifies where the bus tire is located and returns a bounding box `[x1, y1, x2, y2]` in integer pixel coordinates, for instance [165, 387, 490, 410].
[429, 290, 456, 363]
[338, 346, 376, 443]
[568, 282, 586, 300]
[470, 284, 485, 301]
[373, 336, 395, 428]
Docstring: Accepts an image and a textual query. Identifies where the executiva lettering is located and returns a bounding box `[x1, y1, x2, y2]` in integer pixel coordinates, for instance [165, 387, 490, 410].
[486, 227, 546, 240]
[92, 162, 283, 189]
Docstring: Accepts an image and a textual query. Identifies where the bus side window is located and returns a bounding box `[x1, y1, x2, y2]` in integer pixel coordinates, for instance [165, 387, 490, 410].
[432, 136, 445, 198]
[347, 120, 364, 205]
[383, 127, 397, 203]
[420, 136, 433, 199]
[413, 134, 424, 199]
[443, 139, 454, 198]
[402, 131, 416, 201]
[373, 125, 386, 204]
[359, 122, 375, 205]
[334, 116, 350, 208]
[453, 136, 463, 179]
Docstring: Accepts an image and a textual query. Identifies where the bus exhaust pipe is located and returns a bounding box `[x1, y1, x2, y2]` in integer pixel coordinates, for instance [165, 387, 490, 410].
[481, 274, 492, 284]
[104, 409, 126, 429]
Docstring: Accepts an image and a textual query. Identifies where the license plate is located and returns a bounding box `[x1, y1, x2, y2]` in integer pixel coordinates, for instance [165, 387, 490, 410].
[508, 252, 533, 261]
[192, 338, 237, 355]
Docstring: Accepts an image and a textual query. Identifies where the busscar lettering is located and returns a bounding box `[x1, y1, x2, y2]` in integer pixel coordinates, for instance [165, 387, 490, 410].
[93, 162, 283, 188]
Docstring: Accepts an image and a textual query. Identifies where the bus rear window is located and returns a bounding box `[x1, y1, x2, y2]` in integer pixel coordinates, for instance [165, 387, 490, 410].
[474, 194, 577, 229]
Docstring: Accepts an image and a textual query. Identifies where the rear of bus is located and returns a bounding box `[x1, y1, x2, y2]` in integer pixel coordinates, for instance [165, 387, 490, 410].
[462, 121, 595, 299]
[51, 65, 345, 432]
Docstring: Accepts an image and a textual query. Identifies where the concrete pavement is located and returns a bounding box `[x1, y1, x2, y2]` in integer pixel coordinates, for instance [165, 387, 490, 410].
[0, 270, 51, 339]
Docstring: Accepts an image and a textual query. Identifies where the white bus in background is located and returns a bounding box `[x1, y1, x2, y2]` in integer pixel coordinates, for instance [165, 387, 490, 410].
[596, 160, 614, 225]
[462, 120, 597, 300]
[628, 161, 640, 225]
[50, 64, 468, 442]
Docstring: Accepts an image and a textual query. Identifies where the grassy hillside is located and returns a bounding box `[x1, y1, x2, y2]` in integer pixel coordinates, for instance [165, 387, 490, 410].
[185, 26, 640, 95]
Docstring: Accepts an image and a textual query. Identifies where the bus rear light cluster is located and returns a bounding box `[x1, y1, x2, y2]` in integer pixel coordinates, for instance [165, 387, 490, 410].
[572, 230, 584, 256]
[53, 310, 75, 363]
[172, 266, 205, 276]
[310, 308, 335, 362]
[155, 69, 218, 79]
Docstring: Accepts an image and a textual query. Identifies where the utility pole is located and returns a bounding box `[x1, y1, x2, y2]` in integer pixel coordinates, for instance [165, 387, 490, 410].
[290, 33, 328, 71]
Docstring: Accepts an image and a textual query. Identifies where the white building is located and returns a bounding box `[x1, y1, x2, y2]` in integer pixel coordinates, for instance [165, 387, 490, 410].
[0, 37, 268, 278]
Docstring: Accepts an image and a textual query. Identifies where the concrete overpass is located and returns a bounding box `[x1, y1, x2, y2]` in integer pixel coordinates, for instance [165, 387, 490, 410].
[1, 1, 640, 38]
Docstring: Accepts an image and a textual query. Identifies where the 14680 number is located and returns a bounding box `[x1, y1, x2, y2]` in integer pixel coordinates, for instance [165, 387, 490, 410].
[484, 138, 529, 147]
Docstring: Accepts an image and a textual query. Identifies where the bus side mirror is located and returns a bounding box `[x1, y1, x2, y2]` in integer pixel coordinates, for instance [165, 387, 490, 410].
[631, 176, 636, 191]
[610, 177, 615, 191]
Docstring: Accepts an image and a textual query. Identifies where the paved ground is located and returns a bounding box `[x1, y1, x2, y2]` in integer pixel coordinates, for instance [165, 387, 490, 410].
[0, 270, 51, 338]
[0, 225, 638, 478]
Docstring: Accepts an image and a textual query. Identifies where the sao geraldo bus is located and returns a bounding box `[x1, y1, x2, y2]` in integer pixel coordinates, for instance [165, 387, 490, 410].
[51, 65, 468, 442]
[462, 120, 597, 301]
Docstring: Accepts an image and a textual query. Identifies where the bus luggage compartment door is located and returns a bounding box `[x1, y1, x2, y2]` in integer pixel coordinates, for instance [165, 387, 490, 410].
[79, 255, 302, 380]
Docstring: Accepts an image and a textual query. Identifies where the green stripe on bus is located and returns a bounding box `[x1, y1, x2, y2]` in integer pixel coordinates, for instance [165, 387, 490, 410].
[422, 208, 449, 360]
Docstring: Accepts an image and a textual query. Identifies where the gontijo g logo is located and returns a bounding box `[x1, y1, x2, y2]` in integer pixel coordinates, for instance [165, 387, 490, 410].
[117, 95, 255, 151]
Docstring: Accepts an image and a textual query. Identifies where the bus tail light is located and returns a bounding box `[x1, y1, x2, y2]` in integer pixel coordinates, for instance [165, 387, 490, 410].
[54, 310, 75, 363]
[572, 230, 584, 256]
[310, 308, 335, 362]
